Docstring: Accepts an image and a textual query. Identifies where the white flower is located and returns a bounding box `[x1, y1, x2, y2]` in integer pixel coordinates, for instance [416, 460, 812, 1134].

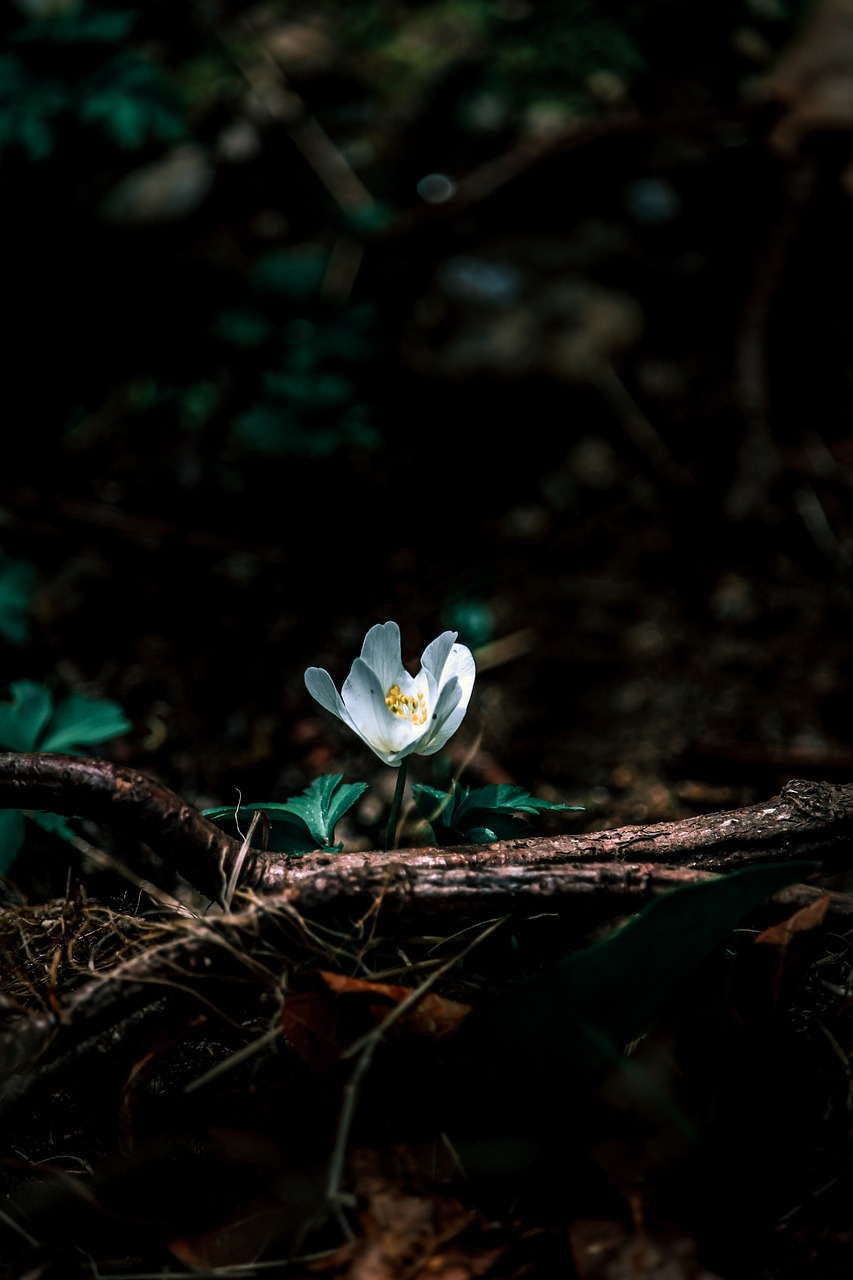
[305, 622, 476, 767]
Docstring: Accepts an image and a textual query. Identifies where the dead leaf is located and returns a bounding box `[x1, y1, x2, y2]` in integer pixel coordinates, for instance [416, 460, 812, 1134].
[754, 893, 831, 947]
[345, 1148, 484, 1280]
[281, 971, 470, 1075]
[168, 1200, 284, 1269]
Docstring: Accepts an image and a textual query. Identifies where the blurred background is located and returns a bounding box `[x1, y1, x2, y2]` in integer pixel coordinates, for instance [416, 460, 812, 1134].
[2, 0, 853, 876]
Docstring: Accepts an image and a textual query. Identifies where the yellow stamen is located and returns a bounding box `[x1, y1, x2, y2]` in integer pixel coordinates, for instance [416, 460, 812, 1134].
[385, 683, 428, 726]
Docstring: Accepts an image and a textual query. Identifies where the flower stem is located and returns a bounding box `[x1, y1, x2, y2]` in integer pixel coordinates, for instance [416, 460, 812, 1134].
[385, 758, 409, 850]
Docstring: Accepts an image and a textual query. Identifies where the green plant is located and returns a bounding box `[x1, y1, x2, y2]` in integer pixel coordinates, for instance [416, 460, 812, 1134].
[412, 782, 582, 845]
[0, 556, 36, 646]
[204, 773, 367, 855]
[0, 678, 131, 872]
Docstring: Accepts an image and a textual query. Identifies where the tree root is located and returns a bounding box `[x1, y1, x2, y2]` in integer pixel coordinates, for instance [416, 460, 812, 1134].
[1, 753, 852, 909]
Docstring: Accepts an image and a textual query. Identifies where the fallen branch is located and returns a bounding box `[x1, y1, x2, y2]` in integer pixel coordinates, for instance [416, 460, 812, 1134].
[1, 756, 853, 908]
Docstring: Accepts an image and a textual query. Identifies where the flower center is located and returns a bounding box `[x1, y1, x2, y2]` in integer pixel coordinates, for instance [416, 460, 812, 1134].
[385, 683, 428, 726]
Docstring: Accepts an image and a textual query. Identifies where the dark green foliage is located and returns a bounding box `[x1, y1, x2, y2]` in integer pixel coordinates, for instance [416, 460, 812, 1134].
[447, 860, 817, 1159]
[0, 557, 36, 646]
[412, 782, 583, 844]
[0, 679, 130, 755]
[0, 53, 66, 160]
[0, 4, 184, 160]
[226, 255, 382, 461]
[11, 9, 136, 45]
[0, 679, 131, 873]
[76, 52, 185, 150]
[204, 773, 367, 855]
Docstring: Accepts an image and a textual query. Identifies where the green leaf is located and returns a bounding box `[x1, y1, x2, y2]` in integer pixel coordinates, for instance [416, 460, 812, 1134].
[0, 54, 67, 160]
[78, 53, 185, 149]
[263, 369, 354, 409]
[202, 803, 321, 856]
[447, 861, 818, 1146]
[214, 309, 273, 348]
[12, 10, 136, 44]
[412, 782, 583, 845]
[233, 403, 378, 459]
[0, 680, 53, 752]
[0, 558, 35, 645]
[31, 810, 75, 842]
[204, 775, 367, 855]
[0, 809, 26, 876]
[39, 692, 131, 754]
[250, 249, 328, 299]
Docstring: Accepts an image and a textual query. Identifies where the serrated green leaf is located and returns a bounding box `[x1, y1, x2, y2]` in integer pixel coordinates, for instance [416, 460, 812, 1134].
[203, 805, 321, 855]
[39, 692, 131, 753]
[413, 782, 583, 845]
[204, 776, 367, 855]
[456, 784, 582, 820]
[0, 680, 53, 752]
[0, 809, 26, 875]
[0, 558, 35, 645]
[269, 774, 367, 848]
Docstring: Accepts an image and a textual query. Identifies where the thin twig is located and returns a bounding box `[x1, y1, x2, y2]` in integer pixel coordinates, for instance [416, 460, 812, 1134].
[324, 914, 509, 1230]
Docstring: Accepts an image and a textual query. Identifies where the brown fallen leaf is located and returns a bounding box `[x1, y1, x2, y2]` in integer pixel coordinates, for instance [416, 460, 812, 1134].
[754, 893, 831, 947]
[167, 1200, 285, 1270]
[281, 971, 470, 1077]
[751, 893, 832, 1006]
[344, 1147, 499, 1280]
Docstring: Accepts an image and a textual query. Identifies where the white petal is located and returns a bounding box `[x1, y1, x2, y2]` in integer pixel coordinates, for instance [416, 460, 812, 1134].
[420, 631, 457, 683]
[417, 700, 468, 756]
[442, 643, 476, 702]
[360, 621, 406, 688]
[304, 667, 345, 720]
[416, 676, 464, 756]
[342, 657, 417, 762]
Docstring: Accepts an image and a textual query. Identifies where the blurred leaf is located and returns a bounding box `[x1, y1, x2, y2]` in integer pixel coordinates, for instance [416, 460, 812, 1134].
[0, 558, 36, 646]
[39, 691, 131, 753]
[0, 680, 53, 752]
[214, 309, 273, 348]
[0, 53, 66, 159]
[233, 402, 378, 459]
[263, 369, 354, 408]
[0, 681, 129, 873]
[250, 250, 328, 300]
[12, 8, 136, 44]
[78, 53, 185, 149]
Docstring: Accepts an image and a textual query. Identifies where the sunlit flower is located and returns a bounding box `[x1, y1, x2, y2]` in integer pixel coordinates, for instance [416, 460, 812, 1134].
[305, 622, 476, 767]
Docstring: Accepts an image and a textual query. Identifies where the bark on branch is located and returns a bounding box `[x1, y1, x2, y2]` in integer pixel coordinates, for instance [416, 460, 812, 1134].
[1, 753, 852, 913]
